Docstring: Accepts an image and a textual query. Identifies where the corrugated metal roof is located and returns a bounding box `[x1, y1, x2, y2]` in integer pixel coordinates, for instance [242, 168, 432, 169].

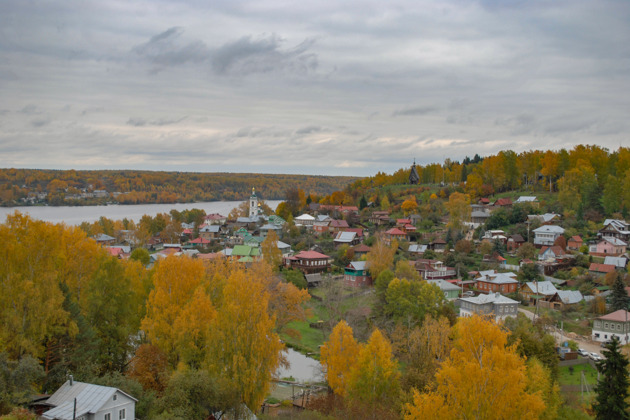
[43, 381, 136, 420]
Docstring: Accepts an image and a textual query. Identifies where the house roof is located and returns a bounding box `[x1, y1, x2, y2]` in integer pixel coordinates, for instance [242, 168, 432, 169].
[200, 225, 220, 233]
[408, 244, 428, 253]
[515, 196, 537, 203]
[540, 246, 566, 257]
[556, 290, 583, 305]
[604, 256, 629, 268]
[196, 252, 223, 260]
[601, 236, 627, 246]
[427, 279, 461, 291]
[477, 271, 518, 284]
[385, 228, 407, 236]
[189, 237, 211, 244]
[353, 244, 371, 253]
[316, 215, 331, 222]
[232, 245, 258, 256]
[597, 310, 630, 322]
[347, 261, 368, 271]
[294, 250, 330, 259]
[494, 198, 513, 206]
[43, 381, 136, 420]
[459, 293, 518, 305]
[471, 211, 491, 218]
[106, 247, 123, 257]
[524, 281, 558, 296]
[334, 231, 357, 243]
[533, 225, 565, 234]
[328, 219, 349, 228]
[509, 234, 525, 243]
[589, 263, 616, 273]
[569, 235, 583, 243]
[93, 233, 115, 242]
[204, 213, 226, 220]
[345, 227, 364, 237]
[295, 214, 316, 221]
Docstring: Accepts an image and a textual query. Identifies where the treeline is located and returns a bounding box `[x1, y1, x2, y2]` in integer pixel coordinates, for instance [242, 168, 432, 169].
[0, 212, 309, 419]
[336, 145, 630, 218]
[0, 168, 357, 206]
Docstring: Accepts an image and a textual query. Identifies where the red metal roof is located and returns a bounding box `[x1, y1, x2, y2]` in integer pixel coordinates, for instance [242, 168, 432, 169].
[597, 310, 630, 322]
[294, 250, 331, 259]
[589, 263, 616, 273]
[385, 228, 406, 235]
[494, 198, 513, 206]
[189, 237, 211, 244]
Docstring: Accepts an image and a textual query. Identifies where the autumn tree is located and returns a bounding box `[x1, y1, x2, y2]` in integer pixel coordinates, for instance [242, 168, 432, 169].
[384, 278, 446, 327]
[401, 196, 418, 216]
[321, 320, 360, 397]
[444, 192, 471, 233]
[346, 329, 400, 410]
[127, 344, 170, 393]
[366, 238, 396, 279]
[261, 230, 282, 271]
[405, 315, 546, 420]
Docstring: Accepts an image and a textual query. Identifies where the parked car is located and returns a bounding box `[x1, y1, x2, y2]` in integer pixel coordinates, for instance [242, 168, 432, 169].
[600, 340, 612, 348]
[578, 348, 589, 357]
[590, 352, 603, 361]
[462, 291, 475, 297]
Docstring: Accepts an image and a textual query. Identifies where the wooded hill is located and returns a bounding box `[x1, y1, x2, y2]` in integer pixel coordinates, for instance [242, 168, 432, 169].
[0, 169, 358, 206]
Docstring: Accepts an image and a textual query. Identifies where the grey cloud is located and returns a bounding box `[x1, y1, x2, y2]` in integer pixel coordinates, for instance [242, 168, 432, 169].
[211, 35, 317, 76]
[20, 104, 42, 115]
[126, 117, 187, 127]
[132, 27, 210, 69]
[31, 119, 50, 127]
[295, 125, 325, 135]
[392, 106, 437, 117]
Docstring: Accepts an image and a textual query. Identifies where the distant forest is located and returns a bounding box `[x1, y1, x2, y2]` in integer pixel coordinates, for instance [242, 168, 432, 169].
[0, 169, 358, 206]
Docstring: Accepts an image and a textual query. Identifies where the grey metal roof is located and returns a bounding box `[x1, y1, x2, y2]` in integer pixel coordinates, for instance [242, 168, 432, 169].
[348, 261, 368, 270]
[516, 196, 537, 203]
[427, 279, 461, 291]
[533, 225, 565, 234]
[93, 233, 115, 241]
[604, 256, 629, 268]
[525, 281, 558, 296]
[601, 236, 627, 246]
[408, 244, 428, 253]
[459, 293, 518, 305]
[556, 290, 583, 305]
[200, 225, 220, 233]
[334, 231, 357, 243]
[42, 381, 136, 420]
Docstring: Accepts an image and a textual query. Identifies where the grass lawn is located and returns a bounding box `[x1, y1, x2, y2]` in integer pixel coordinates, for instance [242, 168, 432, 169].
[559, 363, 598, 386]
[280, 320, 326, 357]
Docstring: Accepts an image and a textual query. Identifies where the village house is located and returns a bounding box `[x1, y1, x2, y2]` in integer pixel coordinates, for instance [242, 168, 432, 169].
[492, 198, 513, 209]
[482, 230, 508, 244]
[458, 293, 519, 322]
[532, 225, 565, 247]
[592, 310, 630, 345]
[589, 236, 627, 256]
[93, 233, 116, 246]
[555, 290, 584, 309]
[475, 271, 519, 295]
[333, 231, 360, 247]
[527, 213, 562, 225]
[604, 255, 629, 270]
[369, 211, 391, 225]
[408, 244, 428, 257]
[567, 235, 583, 251]
[415, 259, 457, 280]
[294, 213, 316, 227]
[284, 250, 332, 274]
[520, 281, 558, 305]
[204, 213, 227, 225]
[589, 263, 617, 277]
[384, 227, 407, 244]
[428, 238, 447, 252]
[343, 261, 372, 287]
[538, 245, 567, 261]
[352, 244, 371, 258]
[313, 215, 332, 233]
[506, 234, 526, 252]
[598, 219, 630, 242]
[328, 219, 350, 234]
[199, 224, 221, 240]
[470, 209, 491, 226]
[427, 279, 461, 300]
[41, 378, 136, 420]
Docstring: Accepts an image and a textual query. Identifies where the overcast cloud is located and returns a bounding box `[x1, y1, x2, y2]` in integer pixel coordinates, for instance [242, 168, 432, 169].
[0, 0, 628, 176]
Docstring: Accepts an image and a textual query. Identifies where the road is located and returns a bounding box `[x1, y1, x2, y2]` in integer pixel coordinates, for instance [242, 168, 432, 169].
[517, 308, 606, 358]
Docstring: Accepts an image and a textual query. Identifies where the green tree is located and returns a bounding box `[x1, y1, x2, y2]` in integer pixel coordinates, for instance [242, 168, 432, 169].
[594, 336, 630, 420]
[602, 176, 622, 216]
[0, 353, 45, 415]
[384, 279, 446, 327]
[611, 273, 629, 311]
[283, 269, 307, 289]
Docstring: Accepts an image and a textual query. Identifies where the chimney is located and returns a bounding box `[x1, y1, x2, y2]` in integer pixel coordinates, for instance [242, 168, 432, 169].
[69, 375, 73, 386]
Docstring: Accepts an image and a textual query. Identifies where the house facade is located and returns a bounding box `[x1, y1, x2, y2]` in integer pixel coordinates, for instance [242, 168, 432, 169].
[284, 250, 331, 274]
[592, 310, 630, 345]
[532, 225, 565, 247]
[427, 279, 461, 300]
[415, 259, 457, 280]
[458, 293, 519, 322]
[344, 261, 372, 287]
[475, 271, 519, 294]
[590, 237, 627, 256]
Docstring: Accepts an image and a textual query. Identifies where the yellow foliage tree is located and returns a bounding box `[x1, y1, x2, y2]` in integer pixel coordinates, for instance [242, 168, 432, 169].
[405, 315, 546, 420]
[401, 197, 418, 216]
[321, 320, 360, 397]
[444, 192, 471, 233]
[205, 268, 284, 412]
[346, 329, 401, 407]
[366, 238, 397, 280]
[525, 358, 561, 419]
[261, 230, 282, 271]
[141, 256, 207, 366]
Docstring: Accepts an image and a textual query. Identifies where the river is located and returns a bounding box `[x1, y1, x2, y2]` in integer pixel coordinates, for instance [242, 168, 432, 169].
[0, 200, 282, 225]
[277, 348, 323, 383]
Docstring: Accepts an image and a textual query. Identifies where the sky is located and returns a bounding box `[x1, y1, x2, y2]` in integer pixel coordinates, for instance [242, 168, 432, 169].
[0, 0, 628, 177]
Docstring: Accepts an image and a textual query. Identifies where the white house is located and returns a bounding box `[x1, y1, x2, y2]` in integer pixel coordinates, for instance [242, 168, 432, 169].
[294, 214, 316, 227]
[42, 379, 136, 420]
[532, 225, 565, 247]
[592, 310, 630, 345]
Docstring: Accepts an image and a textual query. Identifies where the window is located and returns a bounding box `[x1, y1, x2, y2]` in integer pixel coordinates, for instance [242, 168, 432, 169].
[105, 414, 111, 420]
[119, 408, 126, 419]
[605, 323, 609, 329]
[113, 395, 117, 401]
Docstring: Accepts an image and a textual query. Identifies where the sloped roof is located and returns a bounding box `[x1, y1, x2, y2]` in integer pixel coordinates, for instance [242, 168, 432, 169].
[427, 279, 461, 291]
[569, 235, 583, 243]
[334, 231, 357, 243]
[295, 214, 316, 221]
[589, 263, 616, 273]
[200, 225, 220, 233]
[330, 219, 349, 228]
[353, 244, 371, 253]
[43, 381, 136, 420]
[408, 244, 428, 253]
[524, 281, 558, 296]
[93, 233, 115, 241]
[533, 225, 565, 234]
[385, 228, 407, 236]
[294, 250, 330, 259]
[189, 237, 211, 244]
[347, 261, 368, 271]
[597, 310, 630, 322]
[604, 256, 629, 268]
[516, 196, 537, 203]
[459, 293, 518, 305]
[232, 245, 256, 256]
[494, 198, 513, 206]
[556, 290, 583, 305]
[601, 236, 627, 246]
